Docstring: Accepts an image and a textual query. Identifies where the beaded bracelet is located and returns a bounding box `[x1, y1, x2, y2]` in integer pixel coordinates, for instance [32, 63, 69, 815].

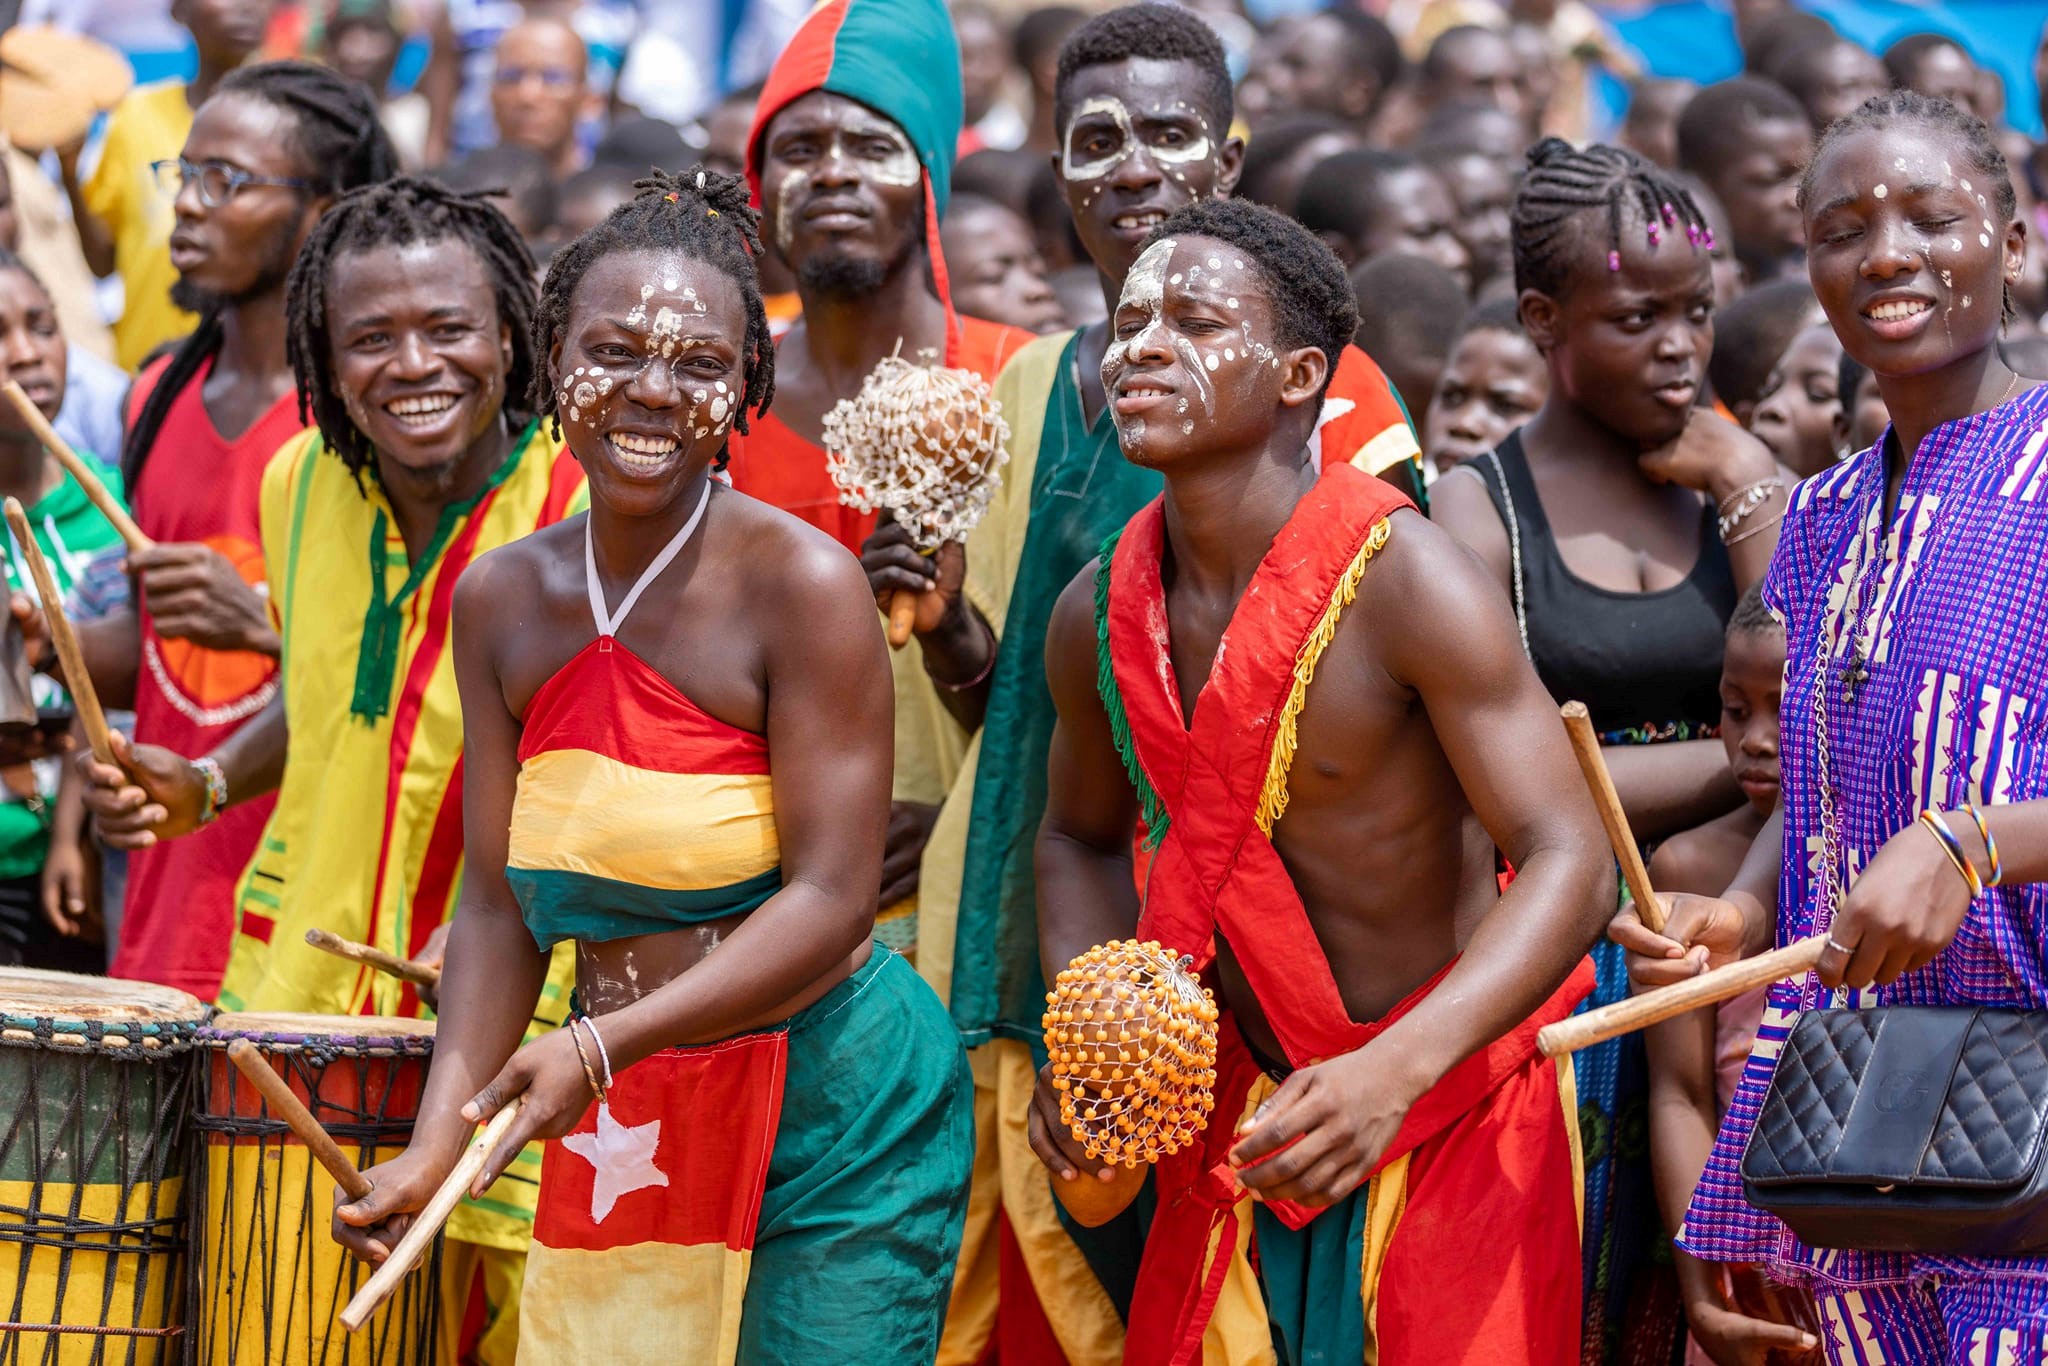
[192, 756, 229, 827]
[1960, 802, 2003, 887]
[1920, 809, 1984, 899]
[566, 1020, 606, 1103]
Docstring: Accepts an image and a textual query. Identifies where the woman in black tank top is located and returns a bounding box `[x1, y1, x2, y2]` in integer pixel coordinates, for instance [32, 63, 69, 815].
[1431, 140, 1788, 1366]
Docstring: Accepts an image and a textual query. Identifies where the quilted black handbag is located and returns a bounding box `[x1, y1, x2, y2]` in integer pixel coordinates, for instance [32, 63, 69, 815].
[1741, 1006, 2048, 1255]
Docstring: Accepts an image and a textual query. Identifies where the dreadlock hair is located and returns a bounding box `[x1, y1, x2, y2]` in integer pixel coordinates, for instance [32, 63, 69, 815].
[530, 168, 772, 475]
[1510, 137, 1715, 301]
[1054, 4, 1233, 140]
[1800, 90, 2017, 324]
[1146, 198, 1357, 403]
[285, 177, 538, 489]
[122, 60, 397, 498]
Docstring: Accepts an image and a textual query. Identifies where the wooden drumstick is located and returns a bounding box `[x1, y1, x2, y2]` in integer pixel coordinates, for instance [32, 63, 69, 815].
[1561, 701, 1665, 934]
[1, 381, 153, 552]
[1537, 934, 1827, 1059]
[339, 1096, 523, 1332]
[887, 589, 918, 648]
[4, 498, 114, 765]
[226, 1039, 374, 1201]
[305, 928, 441, 989]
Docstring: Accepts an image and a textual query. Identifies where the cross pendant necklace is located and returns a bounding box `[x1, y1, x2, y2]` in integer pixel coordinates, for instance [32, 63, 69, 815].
[1840, 645, 1870, 699]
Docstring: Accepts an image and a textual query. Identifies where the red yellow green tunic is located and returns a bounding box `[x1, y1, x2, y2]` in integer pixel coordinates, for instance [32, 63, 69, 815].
[216, 419, 586, 1256]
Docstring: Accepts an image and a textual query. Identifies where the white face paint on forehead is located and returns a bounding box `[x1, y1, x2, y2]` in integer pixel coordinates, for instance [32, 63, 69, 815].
[1102, 237, 1177, 440]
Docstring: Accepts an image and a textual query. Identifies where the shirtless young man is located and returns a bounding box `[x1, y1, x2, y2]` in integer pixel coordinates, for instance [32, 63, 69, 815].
[1032, 197, 1613, 1364]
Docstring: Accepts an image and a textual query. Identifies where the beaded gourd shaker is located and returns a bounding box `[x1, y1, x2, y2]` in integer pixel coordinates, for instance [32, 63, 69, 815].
[1043, 939, 1220, 1166]
[822, 343, 1010, 549]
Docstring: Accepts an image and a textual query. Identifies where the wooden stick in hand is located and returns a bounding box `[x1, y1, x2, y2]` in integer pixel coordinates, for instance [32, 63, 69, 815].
[226, 1038, 373, 1201]
[1, 381, 153, 552]
[339, 1096, 522, 1332]
[1537, 934, 1826, 1059]
[886, 590, 917, 648]
[1560, 701, 1665, 934]
[304, 928, 440, 989]
[4, 498, 114, 764]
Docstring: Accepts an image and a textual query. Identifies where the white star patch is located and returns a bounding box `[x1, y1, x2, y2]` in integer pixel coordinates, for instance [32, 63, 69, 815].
[561, 1103, 669, 1223]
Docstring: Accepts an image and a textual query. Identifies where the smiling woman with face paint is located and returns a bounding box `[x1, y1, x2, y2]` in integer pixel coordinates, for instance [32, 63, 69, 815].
[1431, 135, 1786, 1366]
[1627, 93, 2048, 1364]
[329, 169, 971, 1364]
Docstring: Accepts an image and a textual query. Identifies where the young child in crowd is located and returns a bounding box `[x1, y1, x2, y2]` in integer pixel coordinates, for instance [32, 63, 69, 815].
[1351, 250, 1470, 432]
[1645, 589, 1822, 1366]
[1704, 278, 1820, 425]
[1422, 298, 1546, 478]
[939, 194, 1067, 334]
[1749, 321, 1843, 477]
[1676, 76, 1814, 284]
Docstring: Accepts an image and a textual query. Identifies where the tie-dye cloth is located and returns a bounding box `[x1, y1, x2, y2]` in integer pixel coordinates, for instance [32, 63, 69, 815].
[1682, 383, 2048, 1296]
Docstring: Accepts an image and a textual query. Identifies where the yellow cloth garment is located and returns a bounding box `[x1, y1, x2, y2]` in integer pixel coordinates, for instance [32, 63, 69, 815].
[216, 423, 587, 1251]
[81, 80, 199, 372]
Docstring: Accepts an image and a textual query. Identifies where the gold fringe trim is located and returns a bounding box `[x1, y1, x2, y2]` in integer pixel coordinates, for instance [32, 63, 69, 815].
[1254, 517, 1393, 836]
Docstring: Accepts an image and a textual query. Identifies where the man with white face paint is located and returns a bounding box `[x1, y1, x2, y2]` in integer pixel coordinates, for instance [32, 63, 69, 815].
[1037, 198, 1606, 1366]
[736, 0, 1036, 983]
[856, 7, 1427, 1361]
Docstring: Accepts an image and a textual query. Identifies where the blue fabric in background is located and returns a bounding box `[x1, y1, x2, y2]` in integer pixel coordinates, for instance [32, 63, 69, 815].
[1604, 0, 2044, 137]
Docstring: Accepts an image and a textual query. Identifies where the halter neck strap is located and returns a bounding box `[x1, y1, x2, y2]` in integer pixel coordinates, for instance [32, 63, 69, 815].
[584, 481, 711, 638]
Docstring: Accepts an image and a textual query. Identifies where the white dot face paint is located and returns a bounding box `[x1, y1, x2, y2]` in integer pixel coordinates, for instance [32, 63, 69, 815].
[1980, 234, 1992, 248]
[1873, 184, 1887, 199]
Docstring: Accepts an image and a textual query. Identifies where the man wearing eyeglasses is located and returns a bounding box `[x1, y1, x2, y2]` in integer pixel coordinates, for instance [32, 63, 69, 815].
[57, 0, 276, 373]
[488, 16, 594, 180]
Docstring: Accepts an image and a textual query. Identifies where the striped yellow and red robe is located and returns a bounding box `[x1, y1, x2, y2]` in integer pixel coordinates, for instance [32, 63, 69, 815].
[216, 419, 585, 1264]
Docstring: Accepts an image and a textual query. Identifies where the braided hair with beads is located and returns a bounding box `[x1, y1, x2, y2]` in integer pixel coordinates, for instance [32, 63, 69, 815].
[121, 60, 397, 498]
[1510, 137, 1716, 300]
[531, 168, 773, 474]
[285, 177, 538, 489]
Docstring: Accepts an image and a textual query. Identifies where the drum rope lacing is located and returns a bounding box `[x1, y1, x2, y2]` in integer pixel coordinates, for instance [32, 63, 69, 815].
[0, 1011, 194, 1344]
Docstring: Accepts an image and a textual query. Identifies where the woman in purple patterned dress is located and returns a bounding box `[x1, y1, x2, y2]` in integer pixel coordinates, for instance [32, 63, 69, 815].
[1618, 91, 2048, 1363]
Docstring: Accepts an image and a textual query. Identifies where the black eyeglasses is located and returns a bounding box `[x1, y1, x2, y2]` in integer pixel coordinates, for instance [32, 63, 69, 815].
[150, 157, 316, 208]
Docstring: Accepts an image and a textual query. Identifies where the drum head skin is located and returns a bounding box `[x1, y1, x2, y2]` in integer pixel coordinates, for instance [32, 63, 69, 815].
[0, 966, 206, 1024]
[205, 1013, 436, 1049]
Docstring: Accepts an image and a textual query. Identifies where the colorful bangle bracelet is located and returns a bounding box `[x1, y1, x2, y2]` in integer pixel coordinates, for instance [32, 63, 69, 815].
[1961, 803, 2003, 887]
[1920, 810, 1984, 899]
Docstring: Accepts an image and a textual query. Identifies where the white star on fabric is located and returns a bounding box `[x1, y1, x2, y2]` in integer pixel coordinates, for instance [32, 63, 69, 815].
[561, 1103, 669, 1223]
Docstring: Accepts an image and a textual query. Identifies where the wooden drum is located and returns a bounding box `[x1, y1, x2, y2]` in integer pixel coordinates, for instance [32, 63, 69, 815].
[0, 967, 206, 1364]
[191, 1013, 440, 1365]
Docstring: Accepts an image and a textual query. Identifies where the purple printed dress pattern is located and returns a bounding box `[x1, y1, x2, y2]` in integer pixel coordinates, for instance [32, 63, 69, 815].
[1682, 384, 2048, 1292]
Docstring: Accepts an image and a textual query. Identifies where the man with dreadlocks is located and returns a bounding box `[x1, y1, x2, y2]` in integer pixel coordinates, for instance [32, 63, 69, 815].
[736, 0, 1036, 967]
[1034, 197, 1608, 1365]
[332, 167, 972, 1364]
[58, 62, 398, 1002]
[81, 175, 585, 1363]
